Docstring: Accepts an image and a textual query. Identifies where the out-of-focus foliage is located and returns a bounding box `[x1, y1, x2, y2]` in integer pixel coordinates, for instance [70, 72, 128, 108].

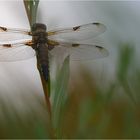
[0, 43, 140, 139]
[0, 0, 139, 139]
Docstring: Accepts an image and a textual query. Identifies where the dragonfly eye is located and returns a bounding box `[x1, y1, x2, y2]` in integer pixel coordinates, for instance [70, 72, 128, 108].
[32, 23, 47, 32]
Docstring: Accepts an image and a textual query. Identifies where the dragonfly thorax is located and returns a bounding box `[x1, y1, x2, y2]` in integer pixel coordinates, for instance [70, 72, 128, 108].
[32, 23, 48, 48]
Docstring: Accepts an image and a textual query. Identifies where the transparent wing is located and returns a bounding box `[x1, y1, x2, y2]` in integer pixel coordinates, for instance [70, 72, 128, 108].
[0, 27, 33, 61]
[0, 41, 35, 61]
[48, 23, 106, 42]
[0, 32, 31, 43]
[0, 26, 30, 35]
[0, 26, 31, 45]
[48, 40, 108, 61]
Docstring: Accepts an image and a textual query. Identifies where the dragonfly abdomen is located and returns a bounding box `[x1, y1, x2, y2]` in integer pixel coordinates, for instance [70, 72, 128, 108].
[36, 43, 50, 82]
[31, 23, 50, 82]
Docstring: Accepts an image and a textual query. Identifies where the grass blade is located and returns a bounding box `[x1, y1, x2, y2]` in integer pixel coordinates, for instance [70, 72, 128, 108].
[24, 0, 39, 27]
[51, 56, 70, 138]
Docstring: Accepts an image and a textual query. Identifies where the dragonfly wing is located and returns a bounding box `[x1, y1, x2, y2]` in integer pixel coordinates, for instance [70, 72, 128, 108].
[70, 44, 108, 60]
[0, 26, 31, 44]
[48, 40, 108, 61]
[48, 23, 106, 42]
[0, 32, 31, 43]
[0, 26, 30, 35]
[0, 41, 35, 61]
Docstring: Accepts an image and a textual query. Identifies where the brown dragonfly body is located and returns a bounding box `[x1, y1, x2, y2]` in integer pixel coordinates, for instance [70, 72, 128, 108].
[32, 23, 50, 81]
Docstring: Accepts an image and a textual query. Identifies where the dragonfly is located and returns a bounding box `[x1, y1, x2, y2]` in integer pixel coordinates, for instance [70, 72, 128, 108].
[0, 22, 108, 82]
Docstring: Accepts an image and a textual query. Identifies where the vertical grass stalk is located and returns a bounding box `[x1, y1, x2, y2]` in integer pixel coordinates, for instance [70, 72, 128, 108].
[23, 0, 51, 118]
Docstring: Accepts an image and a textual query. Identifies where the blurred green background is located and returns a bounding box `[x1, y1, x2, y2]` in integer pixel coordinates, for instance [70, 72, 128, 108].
[0, 1, 140, 139]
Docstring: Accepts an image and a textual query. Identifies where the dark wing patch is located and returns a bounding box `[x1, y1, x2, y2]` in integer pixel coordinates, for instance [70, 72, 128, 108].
[95, 45, 104, 49]
[93, 22, 100, 26]
[73, 26, 80, 31]
[0, 26, 7, 32]
[72, 43, 80, 47]
[2, 44, 12, 47]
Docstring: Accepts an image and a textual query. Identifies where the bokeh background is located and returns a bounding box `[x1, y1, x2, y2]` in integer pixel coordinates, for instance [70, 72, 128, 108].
[0, 0, 140, 138]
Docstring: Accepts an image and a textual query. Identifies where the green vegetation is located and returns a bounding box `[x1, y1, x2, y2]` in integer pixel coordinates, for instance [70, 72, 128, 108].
[0, 1, 139, 139]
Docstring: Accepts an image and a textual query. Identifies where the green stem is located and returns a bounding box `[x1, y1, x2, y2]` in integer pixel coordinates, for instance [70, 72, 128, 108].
[23, 0, 51, 117]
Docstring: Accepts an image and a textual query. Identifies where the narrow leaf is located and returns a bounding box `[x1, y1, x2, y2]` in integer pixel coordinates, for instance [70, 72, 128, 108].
[24, 0, 39, 27]
[51, 56, 70, 137]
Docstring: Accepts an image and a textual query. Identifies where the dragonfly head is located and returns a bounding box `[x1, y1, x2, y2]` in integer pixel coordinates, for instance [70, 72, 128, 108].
[32, 23, 47, 32]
